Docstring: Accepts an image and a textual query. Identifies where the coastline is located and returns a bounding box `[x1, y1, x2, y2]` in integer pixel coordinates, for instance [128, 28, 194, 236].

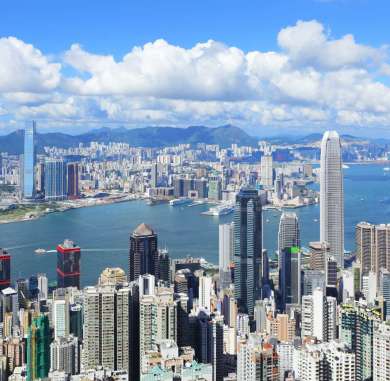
[0, 193, 144, 225]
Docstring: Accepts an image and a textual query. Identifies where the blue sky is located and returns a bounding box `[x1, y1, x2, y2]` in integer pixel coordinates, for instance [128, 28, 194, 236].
[1, 0, 390, 136]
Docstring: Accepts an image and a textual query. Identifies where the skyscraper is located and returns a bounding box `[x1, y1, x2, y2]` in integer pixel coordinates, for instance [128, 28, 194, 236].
[129, 223, 158, 282]
[44, 158, 67, 201]
[279, 246, 302, 311]
[219, 222, 234, 290]
[278, 213, 300, 256]
[260, 147, 273, 188]
[66, 163, 79, 199]
[234, 188, 262, 318]
[22, 121, 36, 199]
[56, 239, 81, 289]
[27, 314, 51, 381]
[320, 130, 344, 268]
[82, 284, 131, 372]
[0, 249, 11, 291]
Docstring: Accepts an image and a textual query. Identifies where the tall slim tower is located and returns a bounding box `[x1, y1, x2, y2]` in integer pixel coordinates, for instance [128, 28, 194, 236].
[233, 188, 262, 318]
[320, 131, 344, 268]
[22, 121, 36, 199]
[0, 249, 11, 291]
[219, 222, 234, 290]
[129, 223, 158, 282]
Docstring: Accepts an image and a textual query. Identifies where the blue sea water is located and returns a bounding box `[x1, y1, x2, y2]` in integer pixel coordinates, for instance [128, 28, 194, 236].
[1, 163, 390, 286]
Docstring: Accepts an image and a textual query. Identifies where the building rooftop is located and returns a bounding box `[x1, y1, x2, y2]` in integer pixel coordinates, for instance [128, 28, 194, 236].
[133, 223, 154, 237]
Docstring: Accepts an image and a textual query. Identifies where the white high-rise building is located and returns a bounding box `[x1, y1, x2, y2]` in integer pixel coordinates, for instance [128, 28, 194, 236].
[261, 148, 273, 188]
[219, 223, 234, 289]
[37, 273, 48, 300]
[53, 299, 70, 340]
[373, 321, 390, 381]
[50, 335, 79, 375]
[320, 130, 344, 268]
[278, 213, 300, 255]
[301, 288, 337, 342]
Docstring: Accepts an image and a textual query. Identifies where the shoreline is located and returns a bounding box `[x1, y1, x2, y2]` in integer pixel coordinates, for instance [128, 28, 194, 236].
[0, 193, 144, 225]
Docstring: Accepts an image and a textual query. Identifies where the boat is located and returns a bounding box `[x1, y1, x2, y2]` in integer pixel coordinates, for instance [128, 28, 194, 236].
[384, 167, 390, 172]
[169, 198, 192, 206]
[202, 204, 234, 216]
[342, 164, 350, 169]
[34, 248, 46, 255]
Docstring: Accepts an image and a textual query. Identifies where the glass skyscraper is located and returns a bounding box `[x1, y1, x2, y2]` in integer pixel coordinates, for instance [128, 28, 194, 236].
[44, 158, 67, 201]
[233, 188, 262, 318]
[22, 121, 36, 199]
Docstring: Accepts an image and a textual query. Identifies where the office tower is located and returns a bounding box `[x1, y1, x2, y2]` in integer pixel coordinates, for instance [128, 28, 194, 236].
[156, 249, 170, 284]
[379, 269, 390, 319]
[0, 287, 18, 327]
[0, 249, 10, 291]
[309, 241, 330, 271]
[222, 292, 237, 329]
[340, 302, 381, 381]
[176, 293, 190, 347]
[279, 247, 301, 311]
[129, 223, 158, 282]
[28, 275, 39, 300]
[219, 223, 234, 290]
[261, 147, 273, 188]
[199, 275, 212, 311]
[194, 179, 207, 198]
[22, 121, 36, 199]
[150, 163, 158, 188]
[234, 188, 262, 318]
[15, 278, 29, 309]
[44, 158, 67, 201]
[36, 162, 45, 193]
[294, 342, 355, 381]
[52, 292, 70, 340]
[69, 304, 82, 340]
[82, 284, 131, 372]
[50, 335, 79, 375]
[37, 273, 48, 300]
[303, 269, 325, 296]
[373, 321, 390, 381]
[173, 177, 184, 197]
[98, 267, 126, 286]
[326, 256, 337, 287]
[320, 130, 344, 268]
[182, 178, 193, 198]
[278, 213, 300, 256]
[27, 314, 50, 381]
[254, 300, 268, 334]
[237, 336, 279, 381]
[57, 240, 81, 289]
[66, 163, 79, 199]
[208, 179, 222, 201]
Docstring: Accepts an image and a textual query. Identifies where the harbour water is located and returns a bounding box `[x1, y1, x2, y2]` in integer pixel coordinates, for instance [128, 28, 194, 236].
[1, 163, 390, 286]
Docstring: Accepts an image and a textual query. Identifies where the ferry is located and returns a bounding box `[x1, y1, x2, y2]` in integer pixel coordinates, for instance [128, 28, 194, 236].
[384, 167, 390, 172]
[34, 248, 46, 255]
[202, 204, 234, 216]
[169, 198, 192, 206]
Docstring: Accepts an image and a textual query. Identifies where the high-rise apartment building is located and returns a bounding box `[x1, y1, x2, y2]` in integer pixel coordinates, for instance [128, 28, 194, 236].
[22, 121, 36, 199]
[82, 284, 131, 372]
[50, 335, 79, 375]
[340, 302, 381, 381]
[129, 223, 158, 282]
[320, 131, 344, 268]
[234, 189, 262, 318]
[57, 240, 81, 289]
[309, 241, 330, 271]
[373, 321, 390, 381]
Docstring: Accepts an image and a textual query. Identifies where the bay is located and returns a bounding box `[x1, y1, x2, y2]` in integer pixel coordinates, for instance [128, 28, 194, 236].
[1, 163, 390, 286]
